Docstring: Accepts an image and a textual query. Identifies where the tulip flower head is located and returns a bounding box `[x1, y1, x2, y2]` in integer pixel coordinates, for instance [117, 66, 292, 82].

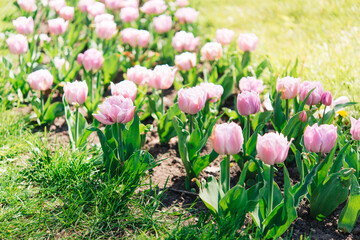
[237, 91, 261, 116]
[59, 6, 75, 20]
[140, 0, 167, 15]
[175, 0, 189, 7]
[127, 65, 153, 86]
[149, 65, 175, 90]
[216, 28, 235, 46]
[94, 13, 114, 24]
[172, 31, 200, 52]
[64, 81, 88, 105]
[17, 0, 37, 12]
[120, 7, 139, 23]
[276, 76, 300, 100]
[239, 76, 264, 94]
[211, 122, 244, 155]
[299, 110, 307, 122]
[49, 0, 66, 12]
[27, 69, 54, 91]
[321, 91, 332, 106]
[350, 117, 360, 141]
[304, 123, 337, 153]
[48, 18, 69, 35]
[200, 42, 223, 61]
[153, 15, 172, 34]
[78, 0, 95, 12]
[200, 82, 224, 103]
[237, 33, 258, 52]
[93, 96, 136, 125]
[175, 7, 199, 24]
[121, 28, 150, 48]
[110, 80, 137, 102]
[175, 52, 196, 71]
[87, 2, 106, 18]
[6, 34, 28, 55]
[178, 86, 207, 114]
[299, 81, 324, 106]
[256, 132, 292, 165]
[95, 20, 117, 39]
[82, 48, 104, 72]
[13, 16, 34, 35]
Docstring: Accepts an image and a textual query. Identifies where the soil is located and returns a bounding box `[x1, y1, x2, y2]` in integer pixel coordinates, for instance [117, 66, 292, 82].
[17, 86, 358, 240]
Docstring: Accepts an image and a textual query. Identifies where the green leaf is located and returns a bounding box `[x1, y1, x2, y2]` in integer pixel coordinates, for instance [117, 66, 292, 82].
[241, 51, 251, 69]
[297, 88, 315, 113]
[123, 114, 141, 160]
[192, 150, 219, 177]
[271, 93, 286, 132]
[103, 53, 120, 84]
[188, 119, 202, 161]
[329, 142, 351, 174]
[255, 59, 269, 78]
[219, 185, 247, 224]
[43, 102, 64, 123]
[338, 175, 360, 233]
[334, 102, 358, 112]
[198, 176, 220, 215]
[219, 71, 234, 106]
[158, 103, 184, 144]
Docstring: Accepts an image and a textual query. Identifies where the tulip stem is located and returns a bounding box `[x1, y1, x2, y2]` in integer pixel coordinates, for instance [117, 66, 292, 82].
[267, 165, 274, 215]
[118, 123, 125, 162]
[247, 115, 251, 141]
[321, 107, 326, 124]
[286, 99, 289, 121]
[357, 141, 359, 163]
[222, 154, 231, 193]
[189, 114, 194, 134]
[317, 152, 322, 164]
[74, 105, 79, 148]
[40, 90, 44, 121]
[203, 62, 208, 82]
[160, 89, 164, 115]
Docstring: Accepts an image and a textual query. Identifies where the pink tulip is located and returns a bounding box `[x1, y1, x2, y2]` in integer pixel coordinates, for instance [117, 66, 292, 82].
[64, 81, 88, 105]
[93, 96, 136, 125]
[149, 65, 175, 90]
[237, 33, 258, 52]
[140, 0, 167, 15]
[216, 28, 234, 46]
[211, 122, 244, 155]
[48, 18, 69, 35]
[78, 0, 95, 13]
[87, 2, 106, 18]
[82, 48, 104, 72]
[6, 34, 28, 55]
[77, 53, 84, 65]
[119, 0, 138, 8]
[178, 86, 207, 114]
[127, 65, 153, 86]
[105, 0, 122, 10]
[175, 52, 196, 71]
[201, 42, 223, 61]
[120, 7, 139, 23]
[27, 69, 54, 91]
[350, 117, 360, 141]
[299, 81, 324, 106]
[175, 7, 199, 24]
[94, 13, 114, 24]
[299, 110, 307, 122]
[121, 28, 150, 47]
[256, 132, 292, 165]
[239, 76, 264, 94]
[304, 124, 337, 153]
[172, 31, 200, 52]
[200, 82, 224, 103]
[237, 91, 261, 116]
[333, 96, 350, 107]
[59, 6, 75, 20]
[321, 91, 332, 106]
[95, 20, 117, 39]
[276, 76, 300, 100]
[110, 80, 137, 101]
[17, 0, 37, 12]
[13, 16, 34, 35]
[49, 0, 66, 12]
[175, 0, 189, 7]
[153, 15, 172, 34]
[53, 57, 69, 71]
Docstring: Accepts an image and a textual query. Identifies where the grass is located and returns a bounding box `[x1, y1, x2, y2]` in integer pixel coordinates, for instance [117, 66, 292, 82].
[194, 0, 360, 99]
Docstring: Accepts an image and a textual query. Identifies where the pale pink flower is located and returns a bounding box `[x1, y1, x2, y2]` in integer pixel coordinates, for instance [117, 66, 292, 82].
[350, 117, 360, 141]
[201, 42, 223, 61]
[140, 0, 167, 15]
[64, 81, 88, 105]
[13, 16, 34, 35]
[216, 28, 234, 46]
[299, 81, 324, 106]
[237, 33, 259, 52]
[127, 65, 153, 86]
[120, 7, 139, 23]
[94, 13, 114, 24]
[49, 0, 66, 12]
[257, 132, 292, 165]
[87, 2, 106, 18]
[27, 69, 54, 91]
[95, 20, 117, 39]
[175, 0, 189, 7]
[211, 122, 243, 155]
[276, 76, 300, 99]
[304, 124, 337, 153]
[149, 65, 175, 90]
[175, 7, 199, 24]
[175, 52, 196, 71]
[82, 48, 104, 71]
[48, 18, 69, 35]
[239, 76, 264, 94]
[200, 82, 224, 103]
[121, 28, 150, 47]
[321, 91, 332, 106]
[172, 31, 200, 52]
[59, 6, 74, 20]
[17, 0, 37, 12]
[78, 0, 95, 13]
[178, 86, 207, 114]
[110, 80, 137, 101]
[153, 15, 172, 34]
[237, 91, 261, 116]
[7, 34, 28, 55]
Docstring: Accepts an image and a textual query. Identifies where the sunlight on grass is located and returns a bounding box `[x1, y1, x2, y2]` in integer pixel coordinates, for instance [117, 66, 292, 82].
[194, 0, 360, 99]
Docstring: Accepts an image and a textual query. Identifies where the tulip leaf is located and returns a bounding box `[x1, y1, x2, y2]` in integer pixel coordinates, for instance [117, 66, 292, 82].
[198, 176, 220, 215]
[330, 141, 351, 174]
[158, 103, 184, 144]
[310, 169, 353, 221]
[344, 147, 359, 178]
[43, 102, 64, 123]
[219, 185, 247, 223]
[321, 109, 335, 125]
[103, 53, 120, 85]
[193, 150, 219, 177]
[123, 114, 141, 160]
[241, 51, 251, 69]
[271, 92, 286, 132]
[334, 102, 358, 112]
[298, 88, 315, 113]
[338, 175, 360, 233]
[219, 71, 234, 106]
[255, 59, 270, 78]
[281, 111, 303, 140]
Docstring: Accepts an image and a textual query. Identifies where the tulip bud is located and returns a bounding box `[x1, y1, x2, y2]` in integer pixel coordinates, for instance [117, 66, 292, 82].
[6, 34, 28, 55]
[299, 110, 307, 122]
[256, 132, 292, 165]
[93, 96, 136, 125]
[17, 0, 37, 12]
[216, 28, 235, 46]
[200, 42, 223, 61]
[110, 80, 137, 102]
[64, 81, 88, 105]
[120, 7, 139, 23]
[149, 65, 175, 90]
[153, 15, 172, 34]
[237, 33, 258, 52]
[105, 0, 121, 10]
[175, 7, 199, 24]
[304, 124, 337, 153]
[276, 76, 300, 99]
[82, 48, 104, 72]
[127, 65, 153, 86]
[200, 82, 224, 103]
[121, 28, 150, 48]
[236, 91, 261, 116]
[239, 76, 264, 94]
[59, 6, 75, 20]
[49, 0, 66, 12]
[78, 0, 94, 12]
[172, 31, 200, 52]
[27, 69, 54, 91]
[140, 0, 167, 15]
[178, 86, 207, 114]
[94, 13, 114, 24]
[175, 52, 196, 71]
[299, 81, 324, 106]
[48, 18, 69, 35]
[321, 91, 332, 106]
[13, 16, 34, 35]
[350, 117, 360, 141]
[87, 2, 106, 18]
[77, 53, 84, 65]
[211, 122, 244, 155]
[95, 20, 117, 40]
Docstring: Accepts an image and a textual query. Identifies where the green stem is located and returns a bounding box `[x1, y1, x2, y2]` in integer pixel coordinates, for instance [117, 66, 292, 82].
[40, 91, 44, 120]
[203, 62, 208, 82]
[185, 176, 190, 191]
[189, 114, 194, 134]
[160, 89, 164, 115]
[317, 152, 322, 164]
[247, 115, 251, 141]
[74, 105, 79, 147]
[224, 155, 230, 193]
[267, 165, 274, 215]
[321, 107, 326, 124]
[286, 99, 289, 121]
[118, 123, 125, 162]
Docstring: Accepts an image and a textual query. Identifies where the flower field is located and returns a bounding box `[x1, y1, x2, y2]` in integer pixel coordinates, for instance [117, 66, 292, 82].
[1, 0, 360, 239]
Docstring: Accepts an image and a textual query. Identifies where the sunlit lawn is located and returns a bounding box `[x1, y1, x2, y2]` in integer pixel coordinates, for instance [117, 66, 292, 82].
[194, 0, 360, 99]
